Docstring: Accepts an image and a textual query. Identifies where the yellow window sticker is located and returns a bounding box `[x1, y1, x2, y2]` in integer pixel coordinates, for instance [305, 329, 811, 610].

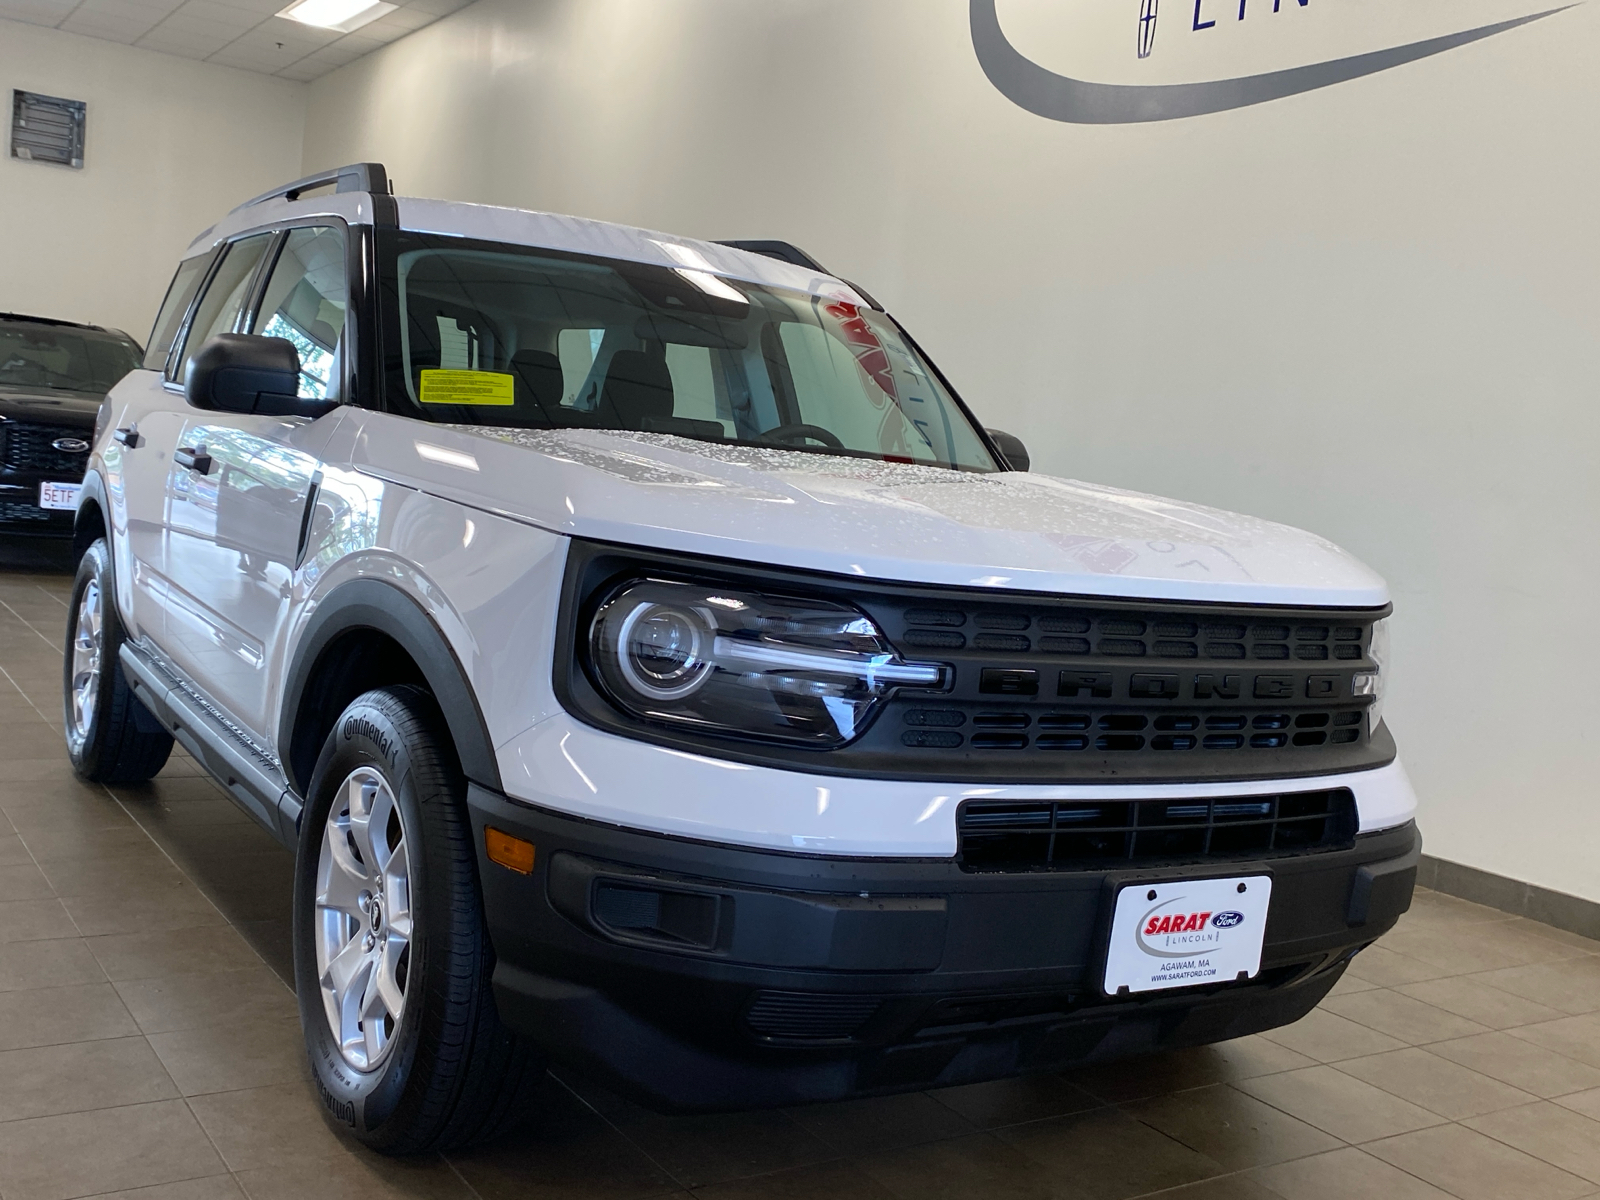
[420, 369, 516, 407]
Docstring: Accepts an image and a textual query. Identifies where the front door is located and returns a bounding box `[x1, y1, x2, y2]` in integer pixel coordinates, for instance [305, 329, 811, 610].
[163, 225, 349, 746]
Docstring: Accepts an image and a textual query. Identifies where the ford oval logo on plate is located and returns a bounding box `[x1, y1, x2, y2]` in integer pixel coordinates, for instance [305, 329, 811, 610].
[52, 438, 90, 454]
[1212, 911, 1245, 929]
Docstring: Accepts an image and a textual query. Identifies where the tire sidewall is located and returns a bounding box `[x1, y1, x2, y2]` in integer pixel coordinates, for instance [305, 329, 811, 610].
[63, 539, 121, 772]
[293, 691, 440, 1145]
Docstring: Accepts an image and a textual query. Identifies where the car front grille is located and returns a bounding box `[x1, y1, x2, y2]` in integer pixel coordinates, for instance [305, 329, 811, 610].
[745, 991, 883, 1042]
[900, 608, 1367, 663]
[957, 788, 1358, 872]
[901, 706, 1365, 754]
[0, 500, 54, 523]
[0, 423, 90, 476]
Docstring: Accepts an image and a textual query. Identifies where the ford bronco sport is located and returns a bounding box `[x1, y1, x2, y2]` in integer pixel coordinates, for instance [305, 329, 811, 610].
[63, 162, 1417, 1154]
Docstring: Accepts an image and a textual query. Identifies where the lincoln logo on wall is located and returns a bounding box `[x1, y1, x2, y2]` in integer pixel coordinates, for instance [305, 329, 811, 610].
[971, 0, 1569, 122]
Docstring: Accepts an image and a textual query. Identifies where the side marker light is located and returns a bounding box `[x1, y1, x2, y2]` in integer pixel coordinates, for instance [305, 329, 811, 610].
[485, 827, 535, 875]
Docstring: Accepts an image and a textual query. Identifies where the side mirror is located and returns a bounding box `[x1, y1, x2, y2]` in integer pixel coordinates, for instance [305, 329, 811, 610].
[986, 428, 1030, 472]
[184, 333, 330, 418]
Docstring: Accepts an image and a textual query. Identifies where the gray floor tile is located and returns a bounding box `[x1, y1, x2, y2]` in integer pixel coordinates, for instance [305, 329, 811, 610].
[87, 924, 267, 982]
[783, 1090, 977, 1155]
[1333, 1046, 1536, 1118]
[0, 898, 77, 943]
[1427, 1030, 1600, 1097]
[0, 861, 54, 902]
[0, 936, 105, 992]
[0, 981, 138, 1049]
[602, 1105, 834, 1190]
[1250, 1146, 1455, 1199]
[1472, 958, 1600, 1017]
[235, 1152, 481, 1199]
[189, 1081, 356, 1171]
[1397, 973, 1568, 1028]
[0, 1035, 179, 1122]
[1123, 1083, 1341, 1170]
[692, 1159, 898, 1200]
[446, 1105, 682, 1200]
[1511, 1014, 1600, 1071]
[1321, 987, 1491, 1044]
[0, 1098, 226, 1200]
[1366, 1122, 1592, 1200]
[927, 1073, 1100, 1127]
[81, 1177, 247, 1199]
[1233, 1063, 1443, 1142]
[860, 1129, 1094, 1200]
[1255, 1008, 1406, 1063]
[998, 1105, 1223, 1199]
[115, 964, 296, 1033]
[1465, 1101, 1600, 1185]
[147, 1014, 307, 1095]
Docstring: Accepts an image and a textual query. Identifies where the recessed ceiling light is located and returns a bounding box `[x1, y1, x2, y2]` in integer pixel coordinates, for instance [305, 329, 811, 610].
[276, 0, 397, 33]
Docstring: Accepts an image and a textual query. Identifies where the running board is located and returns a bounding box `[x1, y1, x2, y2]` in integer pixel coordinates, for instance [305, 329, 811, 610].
[119, 643, 302, 848]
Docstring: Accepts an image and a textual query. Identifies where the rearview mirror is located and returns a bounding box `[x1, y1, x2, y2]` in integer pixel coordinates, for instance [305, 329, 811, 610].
[986, 428, 1030, 472]
[184, 333, 332, 418]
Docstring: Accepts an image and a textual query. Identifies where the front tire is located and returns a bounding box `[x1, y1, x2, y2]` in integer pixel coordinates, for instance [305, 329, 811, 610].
[63, 539, 173, 783]
[292, 686, 543, 1154]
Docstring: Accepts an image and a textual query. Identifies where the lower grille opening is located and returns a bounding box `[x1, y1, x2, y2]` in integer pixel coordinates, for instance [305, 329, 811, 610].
[592, 883, 719, 949]
[957, 788, 1357, 872]
[746, 991, 882, 1041]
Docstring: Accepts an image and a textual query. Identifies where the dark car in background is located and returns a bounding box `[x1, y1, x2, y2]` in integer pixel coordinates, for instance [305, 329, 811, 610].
[0, 313, 142, 537]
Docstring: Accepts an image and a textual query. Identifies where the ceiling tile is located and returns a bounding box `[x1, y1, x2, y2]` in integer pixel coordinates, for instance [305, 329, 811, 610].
[134, 23, 233, 54]
[58, 9, 156, 40]
[0, 0, 79, 27]
[5, 0, 455, 77]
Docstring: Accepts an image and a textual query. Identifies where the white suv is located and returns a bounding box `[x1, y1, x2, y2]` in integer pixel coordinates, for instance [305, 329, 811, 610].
[63, 163, 1418, 1154]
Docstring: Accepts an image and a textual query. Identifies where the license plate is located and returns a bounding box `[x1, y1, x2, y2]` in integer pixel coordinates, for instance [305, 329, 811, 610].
[1103, 874, 1272, 995]
[38, 482, 81, 511]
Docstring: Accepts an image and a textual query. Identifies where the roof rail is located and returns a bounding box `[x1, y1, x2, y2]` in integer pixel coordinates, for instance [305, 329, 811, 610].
[231, 162, 392, 214]
[715, 240, 830, 275]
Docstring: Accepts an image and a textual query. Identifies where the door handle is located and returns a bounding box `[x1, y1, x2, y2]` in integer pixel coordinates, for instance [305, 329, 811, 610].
[174, 445, 213, 475]
[114, 426, 142, 448]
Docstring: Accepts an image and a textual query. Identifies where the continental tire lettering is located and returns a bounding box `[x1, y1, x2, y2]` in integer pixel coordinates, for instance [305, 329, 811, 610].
[342, 715, 396, 765]
[317, 1080, 355, 1126]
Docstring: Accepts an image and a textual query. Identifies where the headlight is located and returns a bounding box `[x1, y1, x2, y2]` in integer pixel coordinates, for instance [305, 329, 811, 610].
[1351, 617, 1389, 733]
[587, 579, 947, 746]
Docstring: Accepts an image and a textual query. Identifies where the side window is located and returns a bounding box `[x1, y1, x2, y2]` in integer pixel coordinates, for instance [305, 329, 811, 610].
[144, 253, 212, 371]
[249, 226, 347, 401]
[171, 233, 273, 381]
[557, 327, 604, 404]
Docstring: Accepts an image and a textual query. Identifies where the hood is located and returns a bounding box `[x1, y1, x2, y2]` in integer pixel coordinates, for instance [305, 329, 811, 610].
[348, 420, 1388, 608]
[0, 386, 101, 428]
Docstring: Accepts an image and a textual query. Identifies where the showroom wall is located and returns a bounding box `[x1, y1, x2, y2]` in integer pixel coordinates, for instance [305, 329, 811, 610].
[0, 19, 306, 341]
[301, 0, 1600, 901]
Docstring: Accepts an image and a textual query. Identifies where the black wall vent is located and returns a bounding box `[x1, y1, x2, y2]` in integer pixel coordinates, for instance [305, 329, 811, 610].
[11, 91, 86, 169]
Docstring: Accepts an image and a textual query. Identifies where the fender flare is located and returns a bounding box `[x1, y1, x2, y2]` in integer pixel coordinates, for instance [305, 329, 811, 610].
[279, 578, 502, 795]
[72, 468, 111, 562]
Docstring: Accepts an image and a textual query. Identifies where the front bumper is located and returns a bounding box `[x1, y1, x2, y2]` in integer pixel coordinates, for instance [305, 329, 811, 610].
[0, 480, 74, 536]
[468, 784, 1419, 1111]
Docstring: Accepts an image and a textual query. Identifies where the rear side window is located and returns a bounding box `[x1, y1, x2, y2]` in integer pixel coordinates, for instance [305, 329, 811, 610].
[171, 233, 273, 381]
[249, 226, 348, 401]
[143, 254, 212, 371]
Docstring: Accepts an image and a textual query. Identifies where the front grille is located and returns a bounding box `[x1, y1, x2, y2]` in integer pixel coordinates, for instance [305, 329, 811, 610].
[746, 991, 882, 1041]
[0, 423, 90, 476]
[958, 788, 1357, 871]
[901, 608, 1366, 662]
[903, 707, 1364, 753]
[0, 500, 53, 523]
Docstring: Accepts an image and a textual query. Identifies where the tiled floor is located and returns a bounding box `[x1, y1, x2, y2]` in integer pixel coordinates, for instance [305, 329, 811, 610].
[0, 550, 1597, 1200]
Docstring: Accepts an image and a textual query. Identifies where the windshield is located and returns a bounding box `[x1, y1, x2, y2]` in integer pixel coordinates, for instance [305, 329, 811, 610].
[0, 321, 142, 394]
[378, 232, 998, 471]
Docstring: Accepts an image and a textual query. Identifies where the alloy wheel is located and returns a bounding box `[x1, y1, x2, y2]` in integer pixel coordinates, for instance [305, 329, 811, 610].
[314, 766, 414, 1072]
[68, 578, 102, 746]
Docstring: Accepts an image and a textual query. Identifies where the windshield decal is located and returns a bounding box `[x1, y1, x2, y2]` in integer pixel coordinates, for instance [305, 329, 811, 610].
[970, 0, 1569, 124]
